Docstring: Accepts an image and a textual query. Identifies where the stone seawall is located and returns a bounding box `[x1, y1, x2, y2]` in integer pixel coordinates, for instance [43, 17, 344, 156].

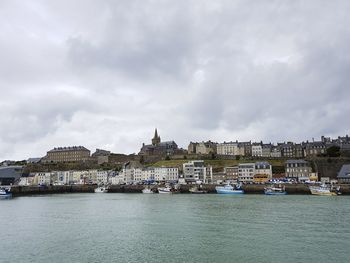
[11, 185, 96, 196]
[9, 183, 350, 196]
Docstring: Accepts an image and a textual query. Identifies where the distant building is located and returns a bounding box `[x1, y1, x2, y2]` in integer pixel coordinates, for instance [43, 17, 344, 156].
[271, 146, 282, 158]
[239, 141, 252, 157]
[155, 167, 179, 182]
[238, 163, 255, 183]
[196, 141, 217, 155]
[46, 146, 90, 163]
[252, 143, 263, 157]
[18, 173, 35, 186]
[35, 172, 51, 186]
[27, 157, 42, 164]
[285, 160, 312, 181]
[139, 129, 179, 156]
[262, 144, 272, 158]
[254, 162, 272, 183]
[303, 141, 326, 157]
[188, 142, 198, 154]
[0, 165, 23, 185]
[293, 144, 304, 158]
[217, 141, 244, 156]
[96, 170, 109, 185]
[54, 171, 73, 185]
[92, 149, 111, 165]
[224, 166, 239, 182]
[337, 164, 350, 183]
[212, 172, 226, 184]
[183, 160, 212, 183]
[280, 143, 294, 158]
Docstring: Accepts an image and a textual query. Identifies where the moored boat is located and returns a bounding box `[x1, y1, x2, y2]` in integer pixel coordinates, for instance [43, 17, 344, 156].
[264, 185, 287, 195]
[0, 187, 12, 199]
[158, 186, 179, 194]
[309, 184, 341, 196]
[215, 184, 244, 194]
[94, 186, 108, 193]
[142, 187, 154, 194]
[189, 186, 207, 194]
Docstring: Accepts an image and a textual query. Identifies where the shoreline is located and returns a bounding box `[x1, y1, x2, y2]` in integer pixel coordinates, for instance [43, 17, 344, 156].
[7, 183, 350, 197]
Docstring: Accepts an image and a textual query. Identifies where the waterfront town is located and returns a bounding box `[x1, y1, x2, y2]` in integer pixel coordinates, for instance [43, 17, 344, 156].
[1, 129, 350, 194]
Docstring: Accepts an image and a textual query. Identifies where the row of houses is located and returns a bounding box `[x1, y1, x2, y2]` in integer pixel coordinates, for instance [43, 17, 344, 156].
[15, 157, 350, 185]
[188, 136, 350, 158]
[15, 159, 315, 186]
[19, 170, 113, 186]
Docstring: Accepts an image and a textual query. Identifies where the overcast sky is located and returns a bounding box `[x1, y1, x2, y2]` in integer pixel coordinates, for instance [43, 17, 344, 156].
[1, 0, 350, 160]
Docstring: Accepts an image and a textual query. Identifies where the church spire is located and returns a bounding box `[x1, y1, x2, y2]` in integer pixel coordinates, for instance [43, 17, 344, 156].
[152, 128, 161, 145]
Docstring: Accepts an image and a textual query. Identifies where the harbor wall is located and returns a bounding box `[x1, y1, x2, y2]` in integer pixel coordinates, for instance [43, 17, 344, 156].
[9, 183, 350, 196]
[10, 185, 96, 196]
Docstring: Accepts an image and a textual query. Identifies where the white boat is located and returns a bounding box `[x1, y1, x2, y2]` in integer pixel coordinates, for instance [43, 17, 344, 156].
[264, 185, 287, 195]
[189, 186, 207, 194]
[0, 187, 12, 199]
[142, 187, 154, 194]
[158, 186, 174, 194]
[309, 184, 341, 196]
[94, 186, 108, 193]
[215, 184, 244, 194]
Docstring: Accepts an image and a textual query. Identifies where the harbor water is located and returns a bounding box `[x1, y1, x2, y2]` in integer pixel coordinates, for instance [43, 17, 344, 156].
[1, 194, 350, 263]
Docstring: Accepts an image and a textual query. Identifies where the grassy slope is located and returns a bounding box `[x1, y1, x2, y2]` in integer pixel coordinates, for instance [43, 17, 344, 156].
[148, 159, 285, 171]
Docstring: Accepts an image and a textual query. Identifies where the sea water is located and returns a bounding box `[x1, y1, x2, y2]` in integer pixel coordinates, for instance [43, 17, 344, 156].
[0, 194, 349, 263]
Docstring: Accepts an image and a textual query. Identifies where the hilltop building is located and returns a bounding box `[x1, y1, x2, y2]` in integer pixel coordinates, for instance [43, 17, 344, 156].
[139, 129, 179, 156]
[45, 146, 90, 163]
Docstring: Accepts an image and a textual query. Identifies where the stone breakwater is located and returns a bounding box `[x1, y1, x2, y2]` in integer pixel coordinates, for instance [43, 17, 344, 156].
[8, 184, 350, 196]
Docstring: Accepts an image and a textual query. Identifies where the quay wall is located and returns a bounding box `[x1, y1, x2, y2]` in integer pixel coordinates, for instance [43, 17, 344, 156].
[11, 185, 96, 197]
[9, 184, 350, 196]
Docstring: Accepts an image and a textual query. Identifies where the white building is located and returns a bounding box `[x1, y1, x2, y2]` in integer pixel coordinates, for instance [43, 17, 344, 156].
[154, 167, 178, 182]
[217, 142, 237, 155]
[18, 174, 35, 186]
[238, 163, 255, 183]
[72, 170, 87, 184]
[34, 172, 51, 186]
[97, 170, 109, 185]
[55, 171, 73, 185]
[252, 143, 263, 157]
[183, 160, 212, 183]
[254, 162, 272, 181]
[110, 172, 124, 185]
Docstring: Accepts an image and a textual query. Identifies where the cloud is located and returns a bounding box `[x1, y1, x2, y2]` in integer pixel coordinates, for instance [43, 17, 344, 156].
[1, 0, 350, 160]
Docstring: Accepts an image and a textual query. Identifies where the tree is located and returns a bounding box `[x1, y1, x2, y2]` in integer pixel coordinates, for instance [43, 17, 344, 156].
[326, 146, 340, 157]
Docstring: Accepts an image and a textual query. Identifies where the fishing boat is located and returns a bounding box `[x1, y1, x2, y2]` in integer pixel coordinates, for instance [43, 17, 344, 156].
[309, 184, 341, 196]
[158, 185, 180, 194]
[142, 187, 154, 194]
[264, 185, 287, 195]
[215, 184, 244, 194]
[189, 185, 207, 194]
[0, 187, 12, 199]
[94, 186, 108, 193]
[158, 186, 173, 194]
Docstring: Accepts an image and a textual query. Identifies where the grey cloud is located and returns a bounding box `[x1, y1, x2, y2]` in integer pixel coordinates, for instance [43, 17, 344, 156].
[1, 0, 350, 160]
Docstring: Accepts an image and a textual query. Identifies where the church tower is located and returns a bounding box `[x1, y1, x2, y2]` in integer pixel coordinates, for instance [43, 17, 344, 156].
[152, 128, 161, 145]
